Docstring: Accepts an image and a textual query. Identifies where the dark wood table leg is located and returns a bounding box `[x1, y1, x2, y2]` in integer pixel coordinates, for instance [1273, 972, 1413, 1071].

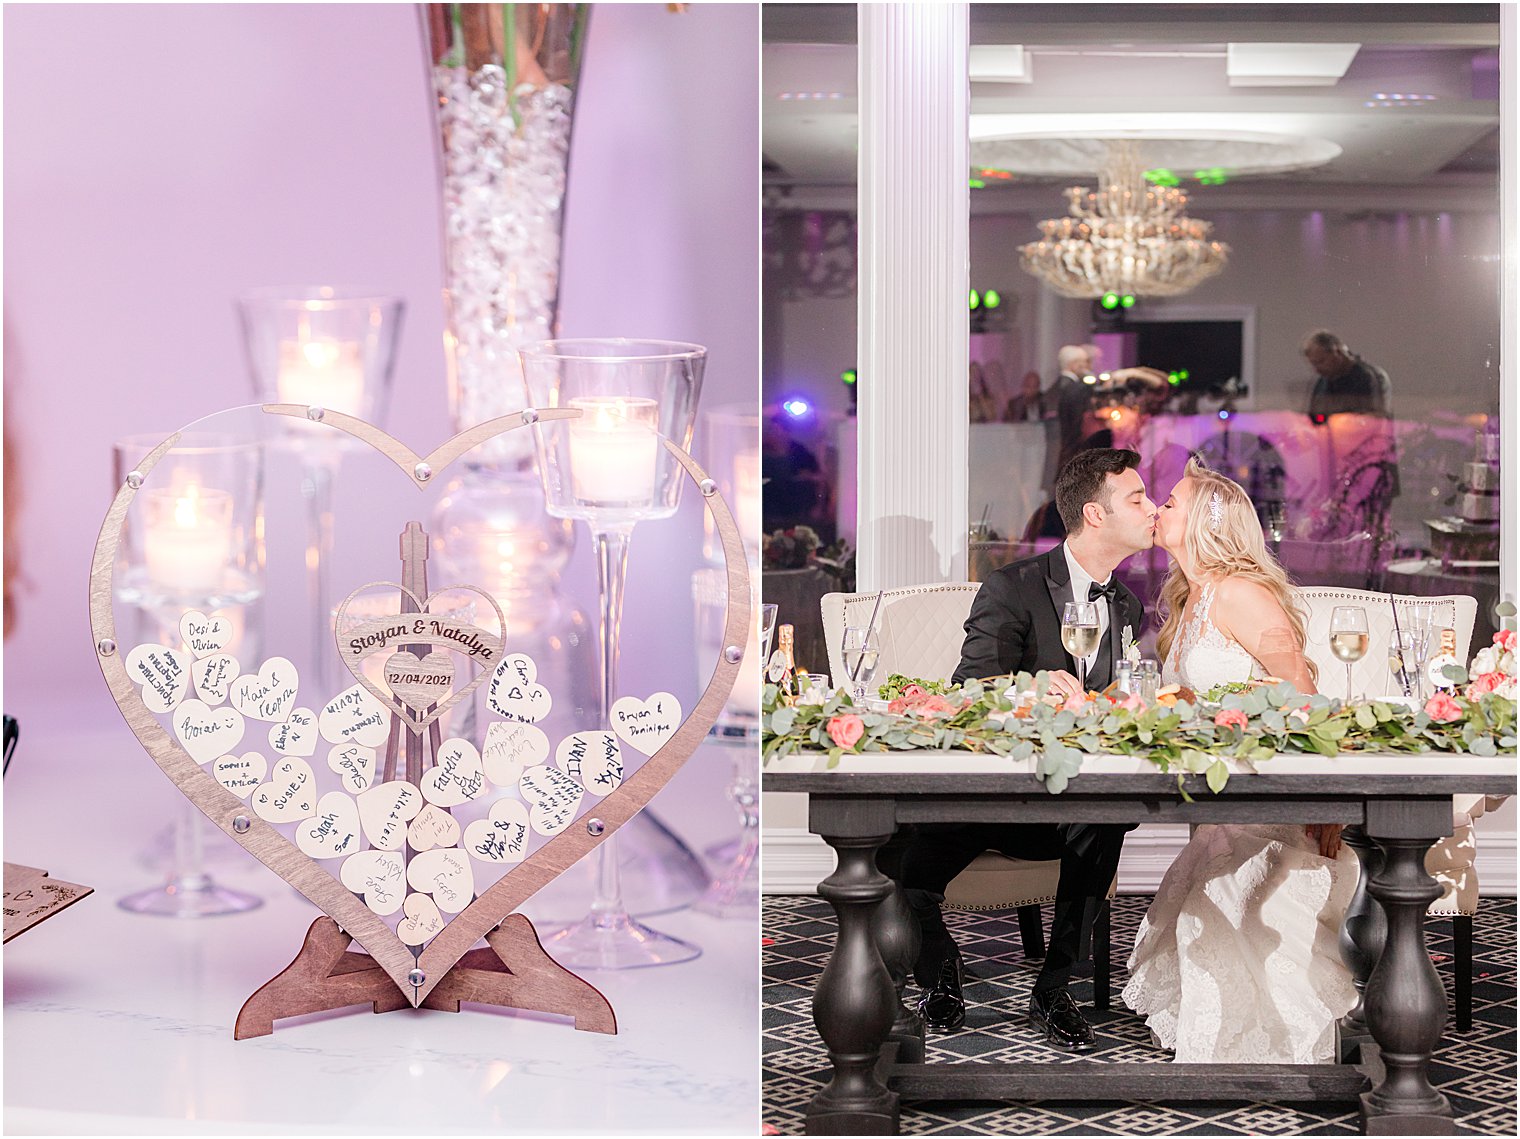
[1338, 824, 1386, 1063]
[872, 880, 926, 1063]
[1360, 800, 1452, 1135]
[808, 796, 901, 1135]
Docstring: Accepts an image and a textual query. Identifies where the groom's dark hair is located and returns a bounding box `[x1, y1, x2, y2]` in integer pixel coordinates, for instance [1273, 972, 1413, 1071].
[1055, 448, 1141, 534]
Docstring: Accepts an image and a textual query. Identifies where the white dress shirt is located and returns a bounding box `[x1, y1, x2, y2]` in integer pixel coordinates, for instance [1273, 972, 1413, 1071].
[1063, 542, 1112, 673]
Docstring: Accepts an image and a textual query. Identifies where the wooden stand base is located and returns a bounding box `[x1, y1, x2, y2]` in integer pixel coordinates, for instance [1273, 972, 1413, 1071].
[235, 914, 617, 1040]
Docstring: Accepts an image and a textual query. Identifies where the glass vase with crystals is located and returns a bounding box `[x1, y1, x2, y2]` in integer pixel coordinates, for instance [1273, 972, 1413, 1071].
[424, 6, 705, 920]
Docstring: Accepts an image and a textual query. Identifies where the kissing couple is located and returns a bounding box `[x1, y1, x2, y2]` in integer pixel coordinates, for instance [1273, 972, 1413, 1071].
[902, 447, 1356, 1063]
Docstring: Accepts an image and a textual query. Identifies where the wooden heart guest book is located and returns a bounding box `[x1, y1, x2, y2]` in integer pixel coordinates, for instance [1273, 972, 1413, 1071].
[89, 404, 749, 1038]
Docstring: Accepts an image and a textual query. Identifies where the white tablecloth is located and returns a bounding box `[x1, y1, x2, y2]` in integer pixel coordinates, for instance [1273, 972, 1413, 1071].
[2, 692, 758, 1135]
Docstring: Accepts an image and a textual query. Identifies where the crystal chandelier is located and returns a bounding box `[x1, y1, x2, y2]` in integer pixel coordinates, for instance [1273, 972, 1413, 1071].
[1020, 141, 1229, 298]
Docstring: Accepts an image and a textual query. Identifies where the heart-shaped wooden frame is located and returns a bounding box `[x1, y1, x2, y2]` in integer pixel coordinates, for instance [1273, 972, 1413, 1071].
[91, 404, 750, 1007]
[334, 580, 506, 732]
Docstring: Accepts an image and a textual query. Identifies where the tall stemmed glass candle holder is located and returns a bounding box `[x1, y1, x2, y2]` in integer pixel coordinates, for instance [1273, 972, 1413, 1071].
[691, 405, 763, 917]
[236, 287, 403, 691]
[522, 338, 704, 969]
[113, 433, 265, 916]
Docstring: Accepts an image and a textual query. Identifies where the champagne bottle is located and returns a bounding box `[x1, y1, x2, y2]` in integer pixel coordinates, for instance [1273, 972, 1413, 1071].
[768, 623, 798, 700]
[1427, 628, 1461, 691]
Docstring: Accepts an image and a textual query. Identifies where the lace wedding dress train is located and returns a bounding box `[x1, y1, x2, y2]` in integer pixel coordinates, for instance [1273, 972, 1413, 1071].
[1121, 582, 1358, 1062]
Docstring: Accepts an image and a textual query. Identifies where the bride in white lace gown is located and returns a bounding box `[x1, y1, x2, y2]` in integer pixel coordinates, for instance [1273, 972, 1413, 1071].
[1123, 457, 1358, 1063]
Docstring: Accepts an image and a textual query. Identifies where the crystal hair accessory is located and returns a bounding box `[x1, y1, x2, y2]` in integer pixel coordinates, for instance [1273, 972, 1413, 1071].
[1207, 491, 1224, 531]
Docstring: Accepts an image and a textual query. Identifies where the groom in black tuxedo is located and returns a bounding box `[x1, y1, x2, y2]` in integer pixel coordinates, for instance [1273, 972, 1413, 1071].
[902, 447, 1157, 1049]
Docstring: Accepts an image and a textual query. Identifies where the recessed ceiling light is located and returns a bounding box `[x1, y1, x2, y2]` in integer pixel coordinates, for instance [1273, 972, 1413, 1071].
[970, 45, 1032, 84]
[1226, 42, 1360, 87]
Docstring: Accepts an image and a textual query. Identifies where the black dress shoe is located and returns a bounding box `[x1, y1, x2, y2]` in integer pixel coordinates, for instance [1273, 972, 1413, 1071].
[913, 953, 966, 1033]
[1027, 987, 1096, 1051]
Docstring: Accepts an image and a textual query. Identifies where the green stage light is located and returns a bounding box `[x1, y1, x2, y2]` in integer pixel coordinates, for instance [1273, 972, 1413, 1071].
[1101, 292, 1120, 310]
[984, 289, 1001, 309]
[969, 289, 981, 310]
[1121, 294, 1136, 308]
[969, 177, 986, 189]
[841, 369, 857, 385]
[1179, 368, 1190, 380]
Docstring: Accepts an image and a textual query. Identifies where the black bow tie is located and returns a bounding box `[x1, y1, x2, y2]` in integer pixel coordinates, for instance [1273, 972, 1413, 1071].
[1088, 579, 1119, 603]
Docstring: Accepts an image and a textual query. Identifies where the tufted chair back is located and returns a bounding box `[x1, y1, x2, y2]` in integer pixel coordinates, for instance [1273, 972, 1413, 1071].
[821, 583, 982, 689]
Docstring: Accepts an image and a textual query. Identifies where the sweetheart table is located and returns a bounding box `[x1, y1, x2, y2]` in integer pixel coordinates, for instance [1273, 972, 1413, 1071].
[763, 750, 1516, 1136]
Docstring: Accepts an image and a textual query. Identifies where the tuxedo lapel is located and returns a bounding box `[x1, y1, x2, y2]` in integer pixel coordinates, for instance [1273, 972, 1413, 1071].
[1042, 545, 1076, 673]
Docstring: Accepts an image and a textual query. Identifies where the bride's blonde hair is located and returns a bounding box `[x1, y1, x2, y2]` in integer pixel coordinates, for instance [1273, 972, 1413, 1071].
[1155, 456, 1315, 680]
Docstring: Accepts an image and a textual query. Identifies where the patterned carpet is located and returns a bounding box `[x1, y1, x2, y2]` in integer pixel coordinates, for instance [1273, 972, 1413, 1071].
[762, 894, 1517, 1136]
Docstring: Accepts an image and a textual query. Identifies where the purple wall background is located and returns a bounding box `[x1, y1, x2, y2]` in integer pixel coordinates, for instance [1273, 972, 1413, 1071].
[3, 4, 760, 717]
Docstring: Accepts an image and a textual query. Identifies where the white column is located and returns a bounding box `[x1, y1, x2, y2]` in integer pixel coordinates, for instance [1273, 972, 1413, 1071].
[1501, 4, 1516, 611]
[857, 3, 970, 590]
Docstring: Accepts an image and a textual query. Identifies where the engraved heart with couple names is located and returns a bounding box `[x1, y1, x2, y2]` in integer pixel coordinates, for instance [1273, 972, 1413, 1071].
[90, 406, 749, 1010]
[334, 582, 505, 733]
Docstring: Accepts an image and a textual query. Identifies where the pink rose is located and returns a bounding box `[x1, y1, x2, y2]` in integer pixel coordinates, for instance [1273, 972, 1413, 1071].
[1424, 693, 1464, 723]
[1495, 629, 1516, 652]
[902, 683, 927, 698]
[1214, 708, 1249, 730]
[1468, 671, 1504, 697]
[1118, 692, 1148, 712]
[826, 714, 865, 750]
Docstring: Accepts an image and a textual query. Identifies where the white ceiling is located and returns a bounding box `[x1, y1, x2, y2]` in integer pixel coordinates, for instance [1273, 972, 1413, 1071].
[762, 3, 1501, 198]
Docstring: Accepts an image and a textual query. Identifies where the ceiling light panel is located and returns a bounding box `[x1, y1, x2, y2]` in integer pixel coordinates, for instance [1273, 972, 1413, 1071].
[970, 45, 1032, 83]
[1226, 42, 1361, 87]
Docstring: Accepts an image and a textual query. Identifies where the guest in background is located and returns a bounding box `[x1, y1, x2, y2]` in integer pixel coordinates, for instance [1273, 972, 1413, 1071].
[1050, 344, 1097, 476]
[1303, 329, 1392, 421]
[762, 413, 834, 542]
[1005, 369, 1047, 423]
[969, 362, 1000, 424]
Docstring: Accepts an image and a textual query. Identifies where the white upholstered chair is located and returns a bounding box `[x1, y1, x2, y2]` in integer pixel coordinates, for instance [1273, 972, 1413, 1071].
[822, 584, 1116, 1000]
[1296, 586, 1489, 1029]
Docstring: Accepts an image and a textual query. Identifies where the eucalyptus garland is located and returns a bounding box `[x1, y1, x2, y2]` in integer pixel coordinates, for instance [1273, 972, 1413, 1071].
[761, 672, 1516, 798]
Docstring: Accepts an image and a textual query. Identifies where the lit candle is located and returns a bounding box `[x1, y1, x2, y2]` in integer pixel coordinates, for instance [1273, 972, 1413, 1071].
[730, 632, 763, 716]
[277, 339, 365, 415]
[567, 397, 660, 507]
[143, 485, 234, 595]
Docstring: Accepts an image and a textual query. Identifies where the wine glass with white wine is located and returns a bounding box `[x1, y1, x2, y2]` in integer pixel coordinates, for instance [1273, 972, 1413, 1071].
[841, 625, 880, 703]
[1330, 605, 1370, 704]
[1061, 600, 1101, 694]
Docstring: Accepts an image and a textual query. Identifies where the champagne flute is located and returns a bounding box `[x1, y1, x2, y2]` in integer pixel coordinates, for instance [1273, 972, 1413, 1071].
[1406, 605, 1435, 700]
[1061, 600, 1101, 694]
[841, 625, 880, 702]
[1330, 605, 1370, 704]
[760, 603, 779, 672]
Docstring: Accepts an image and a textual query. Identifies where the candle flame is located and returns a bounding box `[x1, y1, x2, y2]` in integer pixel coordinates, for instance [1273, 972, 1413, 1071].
[173, 487, 201, 528]
[301, 340, 341, 368]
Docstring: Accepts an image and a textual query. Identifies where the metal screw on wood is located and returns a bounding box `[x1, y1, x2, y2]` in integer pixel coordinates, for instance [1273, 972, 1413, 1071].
[97, 639, 117, 657]
[700, 478, 718, 496]
[306, 406, 325, 421]
[233, 815, 251, 834]
[414, 462, 433, 483]
[724, 645, 743, 663]
[125, 471, 144, 489]
[586, 818, 606, 836]
[521, 408, 539, 425]
[408, 969, 426, 987]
